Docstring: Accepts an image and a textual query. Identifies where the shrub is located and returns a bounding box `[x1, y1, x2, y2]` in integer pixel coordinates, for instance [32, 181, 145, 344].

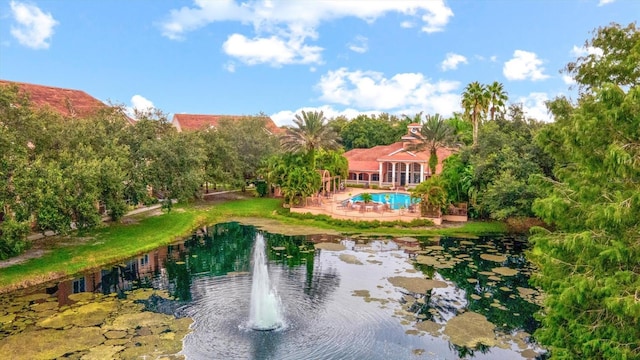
[284, 211, 434, 229]
[0, 219, 31, 260]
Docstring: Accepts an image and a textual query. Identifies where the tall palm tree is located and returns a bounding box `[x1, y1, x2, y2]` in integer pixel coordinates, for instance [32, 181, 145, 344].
[280, 110, 340, 169]
[461, 81, 489, 146]
[406, 113, 458, 175]
[487, 81, 508, 121]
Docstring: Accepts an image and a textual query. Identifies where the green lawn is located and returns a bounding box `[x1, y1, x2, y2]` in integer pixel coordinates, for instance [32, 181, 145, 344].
[0, 197, 506, 293]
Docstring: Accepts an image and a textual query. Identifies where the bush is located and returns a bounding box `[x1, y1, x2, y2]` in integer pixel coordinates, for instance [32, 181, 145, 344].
[255, 180, 268, 197]
[284, 211, 434, 229]
[0, 219, 31, 260]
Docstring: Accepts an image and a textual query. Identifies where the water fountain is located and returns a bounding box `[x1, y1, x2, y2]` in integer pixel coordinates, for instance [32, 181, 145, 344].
[248, 233, 284, 331]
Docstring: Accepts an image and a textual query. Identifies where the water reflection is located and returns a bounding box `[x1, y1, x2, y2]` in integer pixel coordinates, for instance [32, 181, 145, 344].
[0, 223, 546, 359]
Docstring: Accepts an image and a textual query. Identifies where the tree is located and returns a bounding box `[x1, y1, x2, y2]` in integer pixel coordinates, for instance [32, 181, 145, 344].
[406, 113, 458, 175]
[410, 175, 448, 217]
[281, 110, 340, 169]
[461, 81, 489, 146]
[216, 116, 280, 182]
[530, 22, 640, 359]
[565, 22, 640, 92]
[145, 131, 206, 210]
[199, 127, 242, 191]
[487, 81, 508, 121]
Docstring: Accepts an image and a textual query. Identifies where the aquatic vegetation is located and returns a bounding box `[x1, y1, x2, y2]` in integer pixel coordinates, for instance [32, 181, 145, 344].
[0, 288, 192, 359]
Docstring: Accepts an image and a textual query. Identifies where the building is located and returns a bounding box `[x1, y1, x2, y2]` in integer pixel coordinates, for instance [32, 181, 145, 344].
[171, 113, 281, 134]
[344, 123, 454, 189]
[0, 80, 134, 124]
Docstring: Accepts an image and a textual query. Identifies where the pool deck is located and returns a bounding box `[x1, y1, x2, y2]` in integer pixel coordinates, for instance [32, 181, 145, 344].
[290, 188, 443, 224]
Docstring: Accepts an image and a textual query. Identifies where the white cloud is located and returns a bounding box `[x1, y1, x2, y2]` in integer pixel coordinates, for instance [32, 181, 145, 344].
[348, 35, 368, 53]
[160, 1, 453, 66]
[515, 92, 554, 122]
[126, 95, 155, 118]
[490, 55, 497, 62]
[222, 32, 322, 66]
[315, 67, 461, 117]
[9, 1, 58, 49]
[441, 53, 468, 71]
[570, 45, 603, 58]
[562, 74, 576, 85]
[271, 105, 377, 126]
[598, 0, 615, 6]
[400, 20, 414, 28]
[503, 50, 549, 81]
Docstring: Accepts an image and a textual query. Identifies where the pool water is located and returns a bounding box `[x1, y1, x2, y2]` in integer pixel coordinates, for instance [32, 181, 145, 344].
[349, 192, 419, 210]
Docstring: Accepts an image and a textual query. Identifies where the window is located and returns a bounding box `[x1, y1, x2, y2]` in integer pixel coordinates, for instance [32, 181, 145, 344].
[73, 277, 85, 293]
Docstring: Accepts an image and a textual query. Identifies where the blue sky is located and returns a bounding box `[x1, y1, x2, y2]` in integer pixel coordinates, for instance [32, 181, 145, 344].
[1, 0, 638, 126]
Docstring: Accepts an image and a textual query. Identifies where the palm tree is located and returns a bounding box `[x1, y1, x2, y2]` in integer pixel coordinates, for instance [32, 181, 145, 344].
[281, 110, 340, 169]
[406, 113, 458, 175]
[487, 81, 508, 121]
[461, 81, 489, 146]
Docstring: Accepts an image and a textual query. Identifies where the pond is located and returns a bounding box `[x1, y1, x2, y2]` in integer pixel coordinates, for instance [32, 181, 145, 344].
[0, 222, 546, 359]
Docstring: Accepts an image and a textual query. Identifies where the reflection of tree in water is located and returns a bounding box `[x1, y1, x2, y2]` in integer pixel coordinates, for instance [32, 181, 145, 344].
[264, 231, 341, 305]
[163, 222, 256, 300]
[163, 222, 340, 305]
[450, 343, 491, 359]
[414, 235, 541, 334]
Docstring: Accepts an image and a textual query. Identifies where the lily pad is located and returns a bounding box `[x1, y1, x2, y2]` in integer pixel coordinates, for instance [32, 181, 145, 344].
[0, 327, 104, 360]
[314, 242, 346, 251]
[443, 312, 497, 348]
[492, 267, 518, 276]
[37, 301, 117, 328]
[415, 319, 442, 335]
[339, 254, 363, 265]
[480, 254, 507, 262]
[388, 276, 447, 294]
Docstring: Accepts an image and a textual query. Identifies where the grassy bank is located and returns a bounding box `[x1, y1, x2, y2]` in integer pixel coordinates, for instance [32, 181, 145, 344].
[0, 197, 506, 293]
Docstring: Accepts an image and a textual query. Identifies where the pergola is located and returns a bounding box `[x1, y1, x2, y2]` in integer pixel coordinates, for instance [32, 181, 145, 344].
[317, 169, 341, 198]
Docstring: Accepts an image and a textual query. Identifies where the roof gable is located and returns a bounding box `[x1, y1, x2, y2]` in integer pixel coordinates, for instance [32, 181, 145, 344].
[0, 80, 111, 119]
[172, 113, 281, 134]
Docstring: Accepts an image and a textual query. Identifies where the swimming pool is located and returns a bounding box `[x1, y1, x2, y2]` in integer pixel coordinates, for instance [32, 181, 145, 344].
[349, 192, 419, 210]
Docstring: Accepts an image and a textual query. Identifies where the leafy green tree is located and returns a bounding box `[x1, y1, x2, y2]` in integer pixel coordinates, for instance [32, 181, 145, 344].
[199, 128, 242, 191]
[566, 22, 640, 92]
[145, 131, 206, 211]
[406, 113, 458, 174]
[487, 81, 508, 121]
[440, 154, 473, 204]
[315, 149, 348, 179]
[281, 166, 321, 206]
[336, 113, 408, 150]
[411, 175, 448, 217]
[461, 81, 489, 146]
[215, 116, 280, 182]
[281, 110, 340, 169]
[530, 22, 640, 359]
[445, 113, 473, 146]
[0, 219, 30, 260]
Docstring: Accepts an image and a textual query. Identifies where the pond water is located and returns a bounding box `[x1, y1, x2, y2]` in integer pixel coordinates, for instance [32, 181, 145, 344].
[0, 222, 546, 359]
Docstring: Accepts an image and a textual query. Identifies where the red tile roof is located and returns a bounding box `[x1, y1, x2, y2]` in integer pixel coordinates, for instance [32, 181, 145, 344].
[344, 142, 454, 174]
[0, 80, 112, 119]
[172, 113, 282, 134]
